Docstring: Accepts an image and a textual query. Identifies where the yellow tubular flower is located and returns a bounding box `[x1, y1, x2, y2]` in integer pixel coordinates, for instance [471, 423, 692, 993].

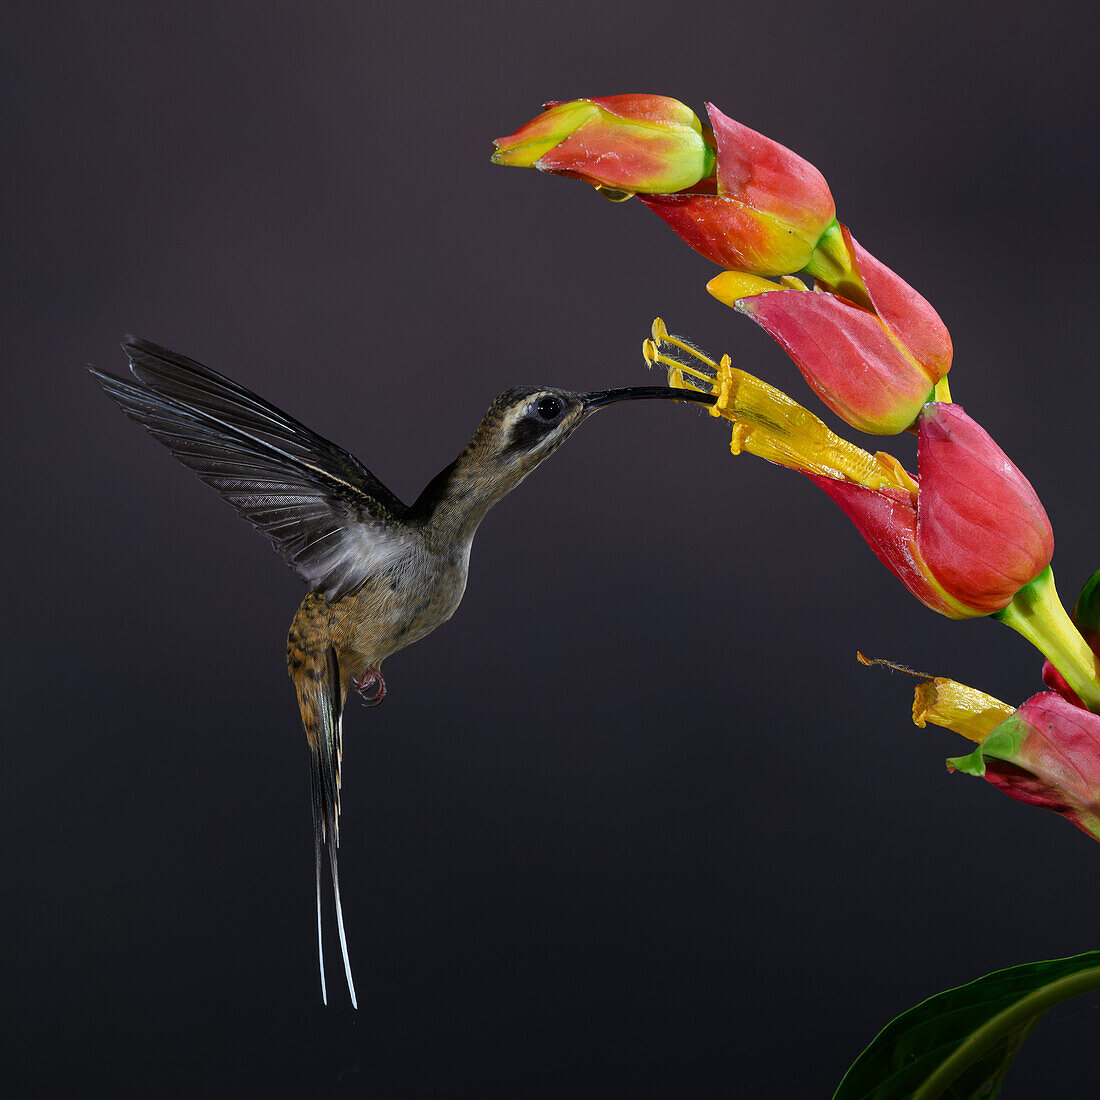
[643, 318, 915, 493]
[912, 679, 1017, 744]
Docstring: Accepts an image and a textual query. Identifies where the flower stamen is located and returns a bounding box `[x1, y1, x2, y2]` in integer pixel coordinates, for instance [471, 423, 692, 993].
[651, 317, 720, 369]
[642, 340, 717, 390]
[646, 319, 918, 493]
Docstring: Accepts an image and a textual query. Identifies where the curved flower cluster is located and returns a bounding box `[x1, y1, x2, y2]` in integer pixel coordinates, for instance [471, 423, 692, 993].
[493, 93, 1100, 837]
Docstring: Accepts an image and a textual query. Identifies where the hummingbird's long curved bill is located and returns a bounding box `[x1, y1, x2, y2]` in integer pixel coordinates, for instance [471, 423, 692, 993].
[580, 386, 717, 411]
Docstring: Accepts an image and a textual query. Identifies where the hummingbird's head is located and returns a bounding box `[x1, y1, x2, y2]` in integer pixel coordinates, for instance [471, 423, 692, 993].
[412, 384, 714, 539]
[478, 383, 717, 483]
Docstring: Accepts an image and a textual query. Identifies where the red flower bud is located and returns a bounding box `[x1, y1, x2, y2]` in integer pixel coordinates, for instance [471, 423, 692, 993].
[804, 474, 965, 615]
[638, 103, 836, 276]
[708, 229, 951, 435]
[804, 404, 1052, 617]
[491, 95, 714, 195]
[844, 229, 952, 384]
[916, 403, 1053, 615]
[948, 692, 1100, 842]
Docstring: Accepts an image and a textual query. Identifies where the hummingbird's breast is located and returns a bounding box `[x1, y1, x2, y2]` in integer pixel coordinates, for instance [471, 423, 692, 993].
[330, 535, 473, 676]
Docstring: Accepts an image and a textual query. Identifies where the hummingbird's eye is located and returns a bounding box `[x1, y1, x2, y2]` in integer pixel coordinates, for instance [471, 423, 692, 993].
[534, 395, 564, 421]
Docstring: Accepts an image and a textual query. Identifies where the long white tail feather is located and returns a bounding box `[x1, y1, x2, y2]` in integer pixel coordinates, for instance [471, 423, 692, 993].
[329, 843, 358, 1009]
[315, 829, 328, 1006]
[308, 646, 358, 1008]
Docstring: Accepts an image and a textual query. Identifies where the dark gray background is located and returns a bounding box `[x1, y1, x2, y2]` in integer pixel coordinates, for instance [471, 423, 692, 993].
[4, 1, 1098, 1095]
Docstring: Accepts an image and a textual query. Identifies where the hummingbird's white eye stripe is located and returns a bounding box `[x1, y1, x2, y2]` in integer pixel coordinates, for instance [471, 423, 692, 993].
[499, 404, 528, 430]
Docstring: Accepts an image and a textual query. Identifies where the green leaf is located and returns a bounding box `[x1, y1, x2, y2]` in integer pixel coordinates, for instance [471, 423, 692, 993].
[1072, 567, 1100, 639]
[833, 951, 1100, 1100]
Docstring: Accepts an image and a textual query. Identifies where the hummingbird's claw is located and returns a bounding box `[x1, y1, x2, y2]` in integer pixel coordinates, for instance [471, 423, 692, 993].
[354, 667, 386, 707]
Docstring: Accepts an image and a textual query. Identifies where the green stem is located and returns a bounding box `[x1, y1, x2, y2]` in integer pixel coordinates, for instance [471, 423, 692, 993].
[994, 567, 1100, 713]
[911, 964, 1100, 1100]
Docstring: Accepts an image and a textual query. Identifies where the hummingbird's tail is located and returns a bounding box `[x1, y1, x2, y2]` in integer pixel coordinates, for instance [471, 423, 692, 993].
[293, 644, 357, 1009]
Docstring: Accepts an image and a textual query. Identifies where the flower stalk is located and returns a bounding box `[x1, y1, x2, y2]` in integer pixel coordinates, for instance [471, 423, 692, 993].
[994, 568, 1100, 713]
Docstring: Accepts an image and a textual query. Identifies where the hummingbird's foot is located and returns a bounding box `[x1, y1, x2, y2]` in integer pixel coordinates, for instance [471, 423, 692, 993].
[353, 667, 386, 707]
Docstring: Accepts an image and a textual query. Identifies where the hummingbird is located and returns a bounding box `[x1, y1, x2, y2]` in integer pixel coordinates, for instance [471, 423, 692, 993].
[90, 336, 715, 1007]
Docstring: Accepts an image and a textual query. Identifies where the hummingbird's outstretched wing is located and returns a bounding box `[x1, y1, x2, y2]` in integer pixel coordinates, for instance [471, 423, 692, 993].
[90, 336, 414, 602]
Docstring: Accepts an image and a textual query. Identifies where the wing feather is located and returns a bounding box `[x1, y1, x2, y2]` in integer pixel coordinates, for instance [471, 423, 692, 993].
[90, 337, 413, 601]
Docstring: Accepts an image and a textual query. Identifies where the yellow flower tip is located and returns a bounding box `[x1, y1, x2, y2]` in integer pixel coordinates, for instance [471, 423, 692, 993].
[856, 655, 1010, 744]
[651, 317, 669, 346]
[934, 375, 953, 403]
[491, 100, 599, 168]
[706, 270, 791, 308]
[912, 680, 936, 728]
[912, 678, 1015, 744]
